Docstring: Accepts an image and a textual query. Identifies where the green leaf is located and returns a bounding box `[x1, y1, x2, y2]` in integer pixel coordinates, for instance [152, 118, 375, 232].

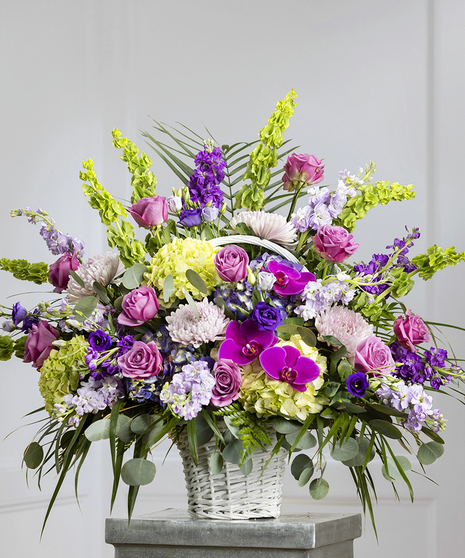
[240, 459, 253, 476]
[186, 269, 208, 296]
[210, 452, 224, 475]
[369, 419, 403, 439]
[69, 270, 86, 289]
[290, 454, 313, 480]
[122, 263, 148, 289]
[73, 296, 98, 321]
[368, 402, 407, 418]
[84, 419, 110, 442]
[342, 437, 376, 467]
[184, 290, 199, 318]
[23, 442, 43, 469]
[92, 281, 110, 305]
[187, 419, 198, 466]
[223, 416, 241, 439]
[163, 274, 174, 303]
[298, 465, 315, 487]
[417, 441, 445, 465]
[285, 430, 317, 450]
[330, 438, 359, 462]
[194, 413, 214, 447]
[382, 456, 411, 483]
[276, 325, 316, 346]
[310, 478, 330, 500]
[115, 415, 134, 443]
[272, 417, 302, 434]
[131, 414, 154, 435]
[214, 296, 236, 320]
[421, 426, 445, 444]
[222, 438, 242, 465]
[121, 458, 156, 486]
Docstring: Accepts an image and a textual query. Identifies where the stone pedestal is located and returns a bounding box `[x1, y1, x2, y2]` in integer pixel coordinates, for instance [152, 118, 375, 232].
[105, 508, 362, 558]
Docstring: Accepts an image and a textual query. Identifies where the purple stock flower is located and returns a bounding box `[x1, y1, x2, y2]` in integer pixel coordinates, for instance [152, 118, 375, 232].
[117, 335, 136, 356]
[390, 341, 425, 384]
[12, 302, 27, 326]
[259, 345, 320, 392]
[266, 260, 315, 297]
[218, 319, 277, 365]
[346, 372, 369, 397]
[88, 330, 112, 352]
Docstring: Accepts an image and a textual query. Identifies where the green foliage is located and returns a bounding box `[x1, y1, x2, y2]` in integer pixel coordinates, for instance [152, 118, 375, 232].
[335, 180, 416, 232]
[112, 129, 157, 203]
[0, 335, 14, 361]
[411, 245, 465, 280]
[0, 258, 49, 284]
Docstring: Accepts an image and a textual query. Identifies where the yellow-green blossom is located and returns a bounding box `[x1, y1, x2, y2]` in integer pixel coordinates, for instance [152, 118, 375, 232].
[38, 335, 88, 413]
[238, 334, 329, 421]
[145, 238, 222, 302]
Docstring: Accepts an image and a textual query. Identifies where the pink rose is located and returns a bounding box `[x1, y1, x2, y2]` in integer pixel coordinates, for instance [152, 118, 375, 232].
[49, 252, 80, 293]
[354, 335, 396, 376]
[282, 153, 325, 192]
[128, 196, 168, 228]
[313, 225, 360, 263]
[210, 359, 242, 407]
[214, 245, 249, 283]
[393, 310, 429, 353]
[117, 340, 163, 379]
[118, 286, 159, 326]
[23, 320, 60, 369]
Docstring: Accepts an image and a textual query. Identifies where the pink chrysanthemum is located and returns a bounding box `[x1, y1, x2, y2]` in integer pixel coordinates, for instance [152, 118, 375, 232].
[315, 306, 373, 363]
[229, 211, 297, 247]
[166, 299, 230, 348]
[67, 252, 124, 303]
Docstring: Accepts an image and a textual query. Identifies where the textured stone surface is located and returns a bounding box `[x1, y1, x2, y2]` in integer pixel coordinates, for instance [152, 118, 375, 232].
[106, 508, 362, 557]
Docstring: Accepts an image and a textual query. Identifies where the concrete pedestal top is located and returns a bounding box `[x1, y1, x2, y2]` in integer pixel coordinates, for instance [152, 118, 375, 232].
[106, 508, 362, 557]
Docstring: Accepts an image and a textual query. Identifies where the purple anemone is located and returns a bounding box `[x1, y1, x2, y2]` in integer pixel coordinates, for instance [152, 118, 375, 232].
[259, 345, 320, 392]
[218, 319, 277, 365]
[266, 260, 315, 296]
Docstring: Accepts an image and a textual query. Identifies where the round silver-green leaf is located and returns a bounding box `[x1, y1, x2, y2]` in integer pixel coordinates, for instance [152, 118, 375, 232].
[272, 417, 302, 434]
[222, 438, 242, 465]
[24, 442, 43, 469]
[131, 414, 153, 435]
[342, 437, 375, 467]
[382, 456, 411, 482]
[210, 452, 224, 475]
[85, 418, 110, 442]
[121, 458, 156, 486]
[331, 438, 359, 462]
[116, 415, 134, 443]
[310, 478, 329, 500]
[291, 454, 314, 480]
[369, 419, 403, 439]
[240, 459, 253, 476]
[417, 441, 445, 465]
[285, 430, 317, 450]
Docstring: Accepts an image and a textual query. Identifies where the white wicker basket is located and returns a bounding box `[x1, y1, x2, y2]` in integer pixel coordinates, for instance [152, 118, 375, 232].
[177, 423, 287, 520]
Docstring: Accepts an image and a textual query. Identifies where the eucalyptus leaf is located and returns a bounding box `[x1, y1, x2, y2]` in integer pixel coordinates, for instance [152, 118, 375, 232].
[210, 452, 224, 475]
[131, 414, 154, 435]
[417, 441, 445, 465]
[223, 416, 241, 439]
[194, 413, 214, 447]
[85, 419, 110, 442]
[276, 325, 316, 347]
[69, 270, 86, 289]
[122, 263, 148, 289]
[290, 454, 313, 480]
[186, 269, 208, 296]
[298, 465, 315, 487]
[184, 290, 199, 318]
[342, 437, 376, 467]
[272, 417, 302, 435]
[163, 274, 174, 303]
[240, 459, 253, 476]
[382, 456, 411, 483]
[24, 442, 43, 469]
[214, 296, 236, 320]
[330, 438, 359, 462]
[368, 403, 407, 418]
[73, 296, 98, 321]
[116, 415, 135, 443]
[121, 458, 156, 486]
[92, 281, 110, 305]
[222, 438, 242, 465]
[285, 430, 317, 450]
[310, 478, 330, 500]
[369, 419, 403, 439]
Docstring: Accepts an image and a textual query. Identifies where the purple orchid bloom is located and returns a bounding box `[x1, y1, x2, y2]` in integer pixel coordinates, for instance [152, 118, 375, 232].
[218, 319, 277, 365]
[266, 260, 315, 296]
[259, 345, 320, 392]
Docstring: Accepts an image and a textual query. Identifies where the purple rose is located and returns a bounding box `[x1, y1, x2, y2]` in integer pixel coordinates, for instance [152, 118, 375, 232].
[210, 359, 242, 407]
[313, 225, 360, 263]
[23, 320, 60, 369]
[128, 196, 168, 228]
[117, 340, 163, 379]
[179, 207, 202, 228]
[393, 310, 429, 353]
[354, 335, 396, 377]
[214, 245, 249, 283]
[118, 286, 159, 327]
[282, 153, 325, 192]
[251, 301, 284, 331]
[49, 251, 80, 293]
[12, 302, 27, 326]
[346, 372, 369, 398]
[266, 260, 315, 296]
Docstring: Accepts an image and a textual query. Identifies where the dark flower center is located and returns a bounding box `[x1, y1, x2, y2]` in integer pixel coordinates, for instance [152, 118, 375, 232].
[243, 341, 261, 357]
[275, 271, 289, 286]
[279, 366, 297, 383]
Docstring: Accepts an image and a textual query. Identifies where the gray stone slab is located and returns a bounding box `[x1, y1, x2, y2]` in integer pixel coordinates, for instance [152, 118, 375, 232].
[106, 508, 361, 558]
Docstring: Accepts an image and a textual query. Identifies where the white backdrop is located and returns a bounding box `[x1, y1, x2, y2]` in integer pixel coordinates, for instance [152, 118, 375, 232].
[0, 1, 464, 557]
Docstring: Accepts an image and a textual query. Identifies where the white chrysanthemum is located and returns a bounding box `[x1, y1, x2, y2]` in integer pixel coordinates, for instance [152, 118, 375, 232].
[67, 252, 124, 303]
[166, 299, 230, 348]
[229, 211, 297, 247]
[315, 306, 373, 364]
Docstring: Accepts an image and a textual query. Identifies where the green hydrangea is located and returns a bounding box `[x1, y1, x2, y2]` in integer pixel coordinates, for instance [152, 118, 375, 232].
[0, 336, 14, 361]
[145, 237, 222, 302]
[38, 335, 88, 413]
[239, 335, 329, 421]
[0, 258, 49, 284]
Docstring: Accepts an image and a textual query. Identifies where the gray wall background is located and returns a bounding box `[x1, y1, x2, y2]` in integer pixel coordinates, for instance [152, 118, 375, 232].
[0, 1, 464, 556]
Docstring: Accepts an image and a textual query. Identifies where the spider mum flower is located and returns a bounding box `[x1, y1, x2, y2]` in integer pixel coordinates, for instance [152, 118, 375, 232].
[315, 306, 373, 364]
[145, 238, 221, 302]
[166, 299, 230, 348]
[229, 211, 297, 247]
[67, 252, 124, 303]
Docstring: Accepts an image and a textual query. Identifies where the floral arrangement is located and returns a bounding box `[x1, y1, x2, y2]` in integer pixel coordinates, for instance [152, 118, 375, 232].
[1, 90, 465, 533]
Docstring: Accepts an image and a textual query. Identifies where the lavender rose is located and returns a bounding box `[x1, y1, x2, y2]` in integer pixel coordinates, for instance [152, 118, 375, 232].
[23, 320, 60, 369]
[128, 196, 168, 228]
[354, 335, 396, 376]
[49, 252, 80, 293]
[251, 301, 284, 331]
[117, 340, 163, 379]
[313, 225, 360, 263]
[214, 245, 249, 283]
[282, 153, 325, 192]
[393, 310, 429, 353]
[118, 286, 159, 326]
[210, 359, 242, 407]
